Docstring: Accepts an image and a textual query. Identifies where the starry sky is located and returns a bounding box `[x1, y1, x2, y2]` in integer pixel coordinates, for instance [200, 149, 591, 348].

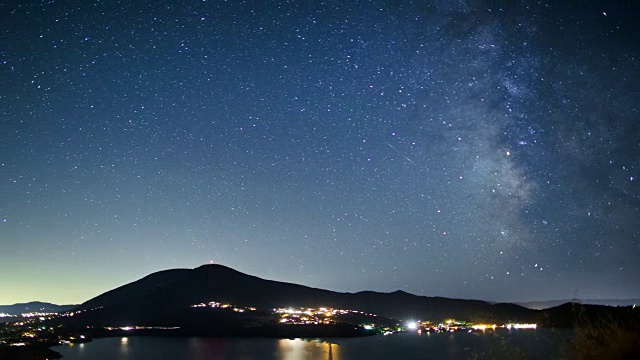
[2, 1, 639, 305]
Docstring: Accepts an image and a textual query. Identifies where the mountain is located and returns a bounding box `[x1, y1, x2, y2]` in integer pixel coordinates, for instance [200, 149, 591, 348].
[74, 264, 537, 322]
[52, 264, 638, 336]
[517, 299, 640, 310]
[0, 302, 77, 315]
[60, 264, 536, 331]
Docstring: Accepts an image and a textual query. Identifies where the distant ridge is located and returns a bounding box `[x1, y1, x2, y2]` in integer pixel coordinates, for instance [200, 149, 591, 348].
[516, 299, 640, 310]
[0, 301, 77, 315]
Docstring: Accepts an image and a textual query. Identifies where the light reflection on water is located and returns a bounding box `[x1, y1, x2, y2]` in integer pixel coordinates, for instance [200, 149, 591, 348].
[181, 337, 339, 360]
[120, 337, 129, 358]
[278, 338, 339, 360]
[54, 330, 571, 360]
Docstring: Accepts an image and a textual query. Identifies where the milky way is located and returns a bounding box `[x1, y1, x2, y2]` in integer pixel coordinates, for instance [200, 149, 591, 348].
[2, 1, 639, 304]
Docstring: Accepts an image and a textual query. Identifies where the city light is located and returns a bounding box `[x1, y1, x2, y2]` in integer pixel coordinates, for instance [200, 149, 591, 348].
[104, 326, 180, 331]
[471, 324, 497, 331]
[191, 300, 257, 313]
[505, 323, 537, 329]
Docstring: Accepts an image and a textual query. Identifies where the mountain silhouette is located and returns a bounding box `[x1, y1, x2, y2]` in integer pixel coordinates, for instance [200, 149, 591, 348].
[52, 264, 637, 336]
[71, 265, 535, 324]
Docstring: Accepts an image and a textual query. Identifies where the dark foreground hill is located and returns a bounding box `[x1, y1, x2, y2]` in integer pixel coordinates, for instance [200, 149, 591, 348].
[52, 264, 637, 336]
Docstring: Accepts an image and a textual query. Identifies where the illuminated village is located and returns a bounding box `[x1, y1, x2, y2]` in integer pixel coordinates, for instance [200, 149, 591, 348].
[1, 300, 538, 351]
[0, 309, 95, 348]
[188, 300, 536, 335]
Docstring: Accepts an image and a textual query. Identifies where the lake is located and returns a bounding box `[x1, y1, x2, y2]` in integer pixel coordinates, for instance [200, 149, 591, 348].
[54, 329, 573, 359]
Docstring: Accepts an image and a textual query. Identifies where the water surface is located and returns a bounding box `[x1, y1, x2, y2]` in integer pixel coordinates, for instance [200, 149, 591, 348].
[54, 329, 572, 359]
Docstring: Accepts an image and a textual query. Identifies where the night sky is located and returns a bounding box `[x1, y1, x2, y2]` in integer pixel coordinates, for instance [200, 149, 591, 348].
[3, 1, 639, 305]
